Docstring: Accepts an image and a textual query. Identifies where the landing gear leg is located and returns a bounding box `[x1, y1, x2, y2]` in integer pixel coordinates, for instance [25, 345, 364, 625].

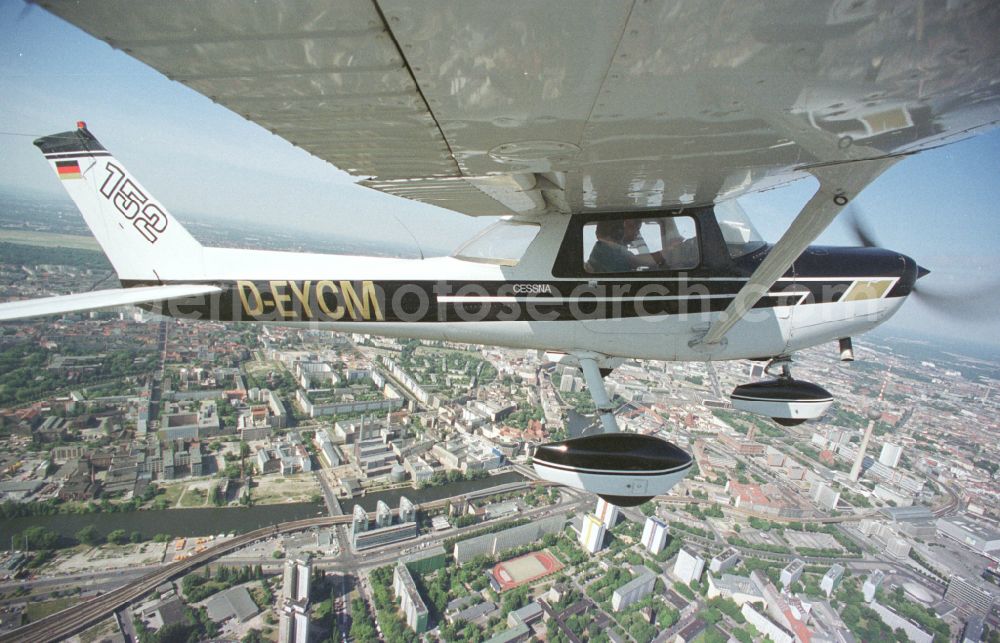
[577, 353, 618, 434]
[764, 356, 793, 380]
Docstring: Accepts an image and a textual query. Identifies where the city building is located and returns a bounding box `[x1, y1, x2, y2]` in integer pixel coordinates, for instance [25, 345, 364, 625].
[874, 483, 914, 507]
[749, 570, 813, 642]
[313, 430, 342, 467]
[879, 442, 903, 468]
[811, 481, 841, 511]
[393, 563, 429, 632]
[821, 564, 845, 597]
[945, 576, 996, 616]
[706, 573, 765, 606]
[355, 522, 418, 551]
[869, 602, 932, 643]
[161, 400, 222, 440]
[352, 504, 369, 538]
[255, 438, 312, 475]
[507, 601, 543, 629]
[376, 500, 392, 529]
[399, 496, 416, 523]
[705, 548, 738, 576]
[595, 497, 620, 529]
[455, 516, 564, 563]
[780, 559, 805, 589]
[864, 570, 885, 603]
[580, 514, 607, 554]
[278, 559, 311, 643]
[641, 517, 668, 555]
[205, 586, 259, 624]
[281, 559, 311, 607]
[884, 536, 912, 559]
[674, 548, 705, 584]
[741, 603, 794, 643]
[611, 568, 656, 612]
[937, 516, 1000, 557]
[404, 455, 434, 486]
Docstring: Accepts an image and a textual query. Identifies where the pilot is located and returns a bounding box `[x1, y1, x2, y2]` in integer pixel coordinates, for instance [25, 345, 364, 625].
[587, 219, 665, 273]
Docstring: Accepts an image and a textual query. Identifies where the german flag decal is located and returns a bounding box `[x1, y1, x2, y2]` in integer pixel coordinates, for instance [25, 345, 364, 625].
[55, 160, 82, 180]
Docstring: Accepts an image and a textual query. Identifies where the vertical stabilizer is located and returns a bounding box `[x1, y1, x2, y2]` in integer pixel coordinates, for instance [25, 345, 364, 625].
[33, 123, 204, 282]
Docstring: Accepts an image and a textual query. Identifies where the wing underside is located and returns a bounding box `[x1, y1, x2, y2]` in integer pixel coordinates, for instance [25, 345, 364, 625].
[0, 284, 222, 322]
[39, 0, 1000, 217]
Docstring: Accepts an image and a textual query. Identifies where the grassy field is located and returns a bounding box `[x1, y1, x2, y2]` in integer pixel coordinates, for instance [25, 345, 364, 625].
[254, 473, 321, 505]
[178, 486, 209, 508]
[24, 596, 76, 623]
[157, 483, 186, 508]
[0, 229, 100, 251]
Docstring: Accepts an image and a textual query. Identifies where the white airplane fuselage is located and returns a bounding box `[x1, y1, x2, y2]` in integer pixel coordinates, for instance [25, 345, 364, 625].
[128, 213, 913, 363]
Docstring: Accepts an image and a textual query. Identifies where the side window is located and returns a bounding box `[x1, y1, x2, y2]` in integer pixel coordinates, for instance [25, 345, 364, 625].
[583, 216, 699, 273]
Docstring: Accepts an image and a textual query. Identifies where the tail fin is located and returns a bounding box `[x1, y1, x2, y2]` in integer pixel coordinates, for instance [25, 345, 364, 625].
[34, 122, 205, 282]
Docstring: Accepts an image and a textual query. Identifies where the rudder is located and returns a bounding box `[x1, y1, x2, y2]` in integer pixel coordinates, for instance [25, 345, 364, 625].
[34, 122, 204, 282]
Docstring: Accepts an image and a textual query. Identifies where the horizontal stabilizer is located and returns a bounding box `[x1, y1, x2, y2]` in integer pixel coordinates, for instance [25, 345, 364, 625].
[0, 284, 222, 321]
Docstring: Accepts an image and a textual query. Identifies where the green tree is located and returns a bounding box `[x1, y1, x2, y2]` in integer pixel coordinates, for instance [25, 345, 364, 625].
[19, 526, 58, 550]
[106, 529, 128, 545]
[75, 524, 101, 546]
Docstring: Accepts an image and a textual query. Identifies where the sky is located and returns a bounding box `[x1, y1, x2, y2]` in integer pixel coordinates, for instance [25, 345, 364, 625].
[1, 2, 999, 347]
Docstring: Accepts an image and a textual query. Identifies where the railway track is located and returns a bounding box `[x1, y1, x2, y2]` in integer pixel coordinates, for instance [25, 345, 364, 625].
[2, 516, 345, 643]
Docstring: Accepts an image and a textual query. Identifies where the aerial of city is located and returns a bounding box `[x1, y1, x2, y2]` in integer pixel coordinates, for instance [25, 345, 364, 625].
[2, 190, 1000, 643]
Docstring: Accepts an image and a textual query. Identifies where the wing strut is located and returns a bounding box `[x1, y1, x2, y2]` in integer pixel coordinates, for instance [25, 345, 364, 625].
[692, 158, 897, 349]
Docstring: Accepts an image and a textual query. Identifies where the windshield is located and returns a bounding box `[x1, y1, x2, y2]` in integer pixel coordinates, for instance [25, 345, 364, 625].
[452, 220, 540, 266]
[714, 200, 767, 258]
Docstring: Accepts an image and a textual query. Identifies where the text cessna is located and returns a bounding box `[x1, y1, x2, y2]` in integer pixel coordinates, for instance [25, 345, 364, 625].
[237, 280, 384, 322]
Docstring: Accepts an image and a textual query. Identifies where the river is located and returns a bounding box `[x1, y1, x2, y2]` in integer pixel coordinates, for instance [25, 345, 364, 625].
[0, 470, 526, 549]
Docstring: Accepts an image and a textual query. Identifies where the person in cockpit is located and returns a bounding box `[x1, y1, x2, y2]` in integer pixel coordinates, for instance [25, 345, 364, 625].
[587, 219, 665, 273]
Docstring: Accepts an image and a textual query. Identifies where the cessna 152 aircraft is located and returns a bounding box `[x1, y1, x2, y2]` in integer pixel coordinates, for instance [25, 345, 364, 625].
[4, 1, 1000, 505]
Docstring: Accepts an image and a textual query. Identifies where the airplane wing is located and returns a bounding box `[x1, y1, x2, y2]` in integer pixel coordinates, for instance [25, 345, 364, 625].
[39, 1, 1000, 218]
[0, 284, 222, 322]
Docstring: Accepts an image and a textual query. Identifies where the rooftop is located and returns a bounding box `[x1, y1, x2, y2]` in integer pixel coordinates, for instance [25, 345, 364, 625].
[205, 586, 259, 623]
[880, 506, 934, 522]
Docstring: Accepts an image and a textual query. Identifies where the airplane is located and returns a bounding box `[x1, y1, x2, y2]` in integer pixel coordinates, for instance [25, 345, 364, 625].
[3, 1, 999, 506]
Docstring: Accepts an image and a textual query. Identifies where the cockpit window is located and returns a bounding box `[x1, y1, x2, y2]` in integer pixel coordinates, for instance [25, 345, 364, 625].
[714, 200, 766, 258]
[452, 219, 540, 266]
[583, 215, 699, 273]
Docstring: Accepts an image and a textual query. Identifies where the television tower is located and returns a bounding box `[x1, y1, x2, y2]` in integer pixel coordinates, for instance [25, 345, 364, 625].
[850, 368, 891, 482]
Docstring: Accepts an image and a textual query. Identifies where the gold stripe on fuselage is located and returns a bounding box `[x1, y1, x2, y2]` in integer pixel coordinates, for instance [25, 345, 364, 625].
[841, 279, 894, 302]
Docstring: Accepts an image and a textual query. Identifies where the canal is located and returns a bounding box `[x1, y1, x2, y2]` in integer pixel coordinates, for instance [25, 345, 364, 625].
[0, 470, 526, 548]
